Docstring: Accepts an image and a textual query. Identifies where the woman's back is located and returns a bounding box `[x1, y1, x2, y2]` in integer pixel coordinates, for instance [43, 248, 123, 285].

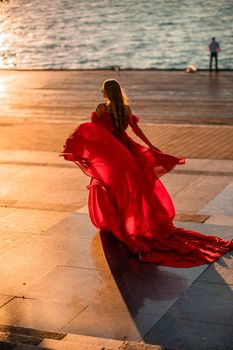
[92, 103, 132, 135]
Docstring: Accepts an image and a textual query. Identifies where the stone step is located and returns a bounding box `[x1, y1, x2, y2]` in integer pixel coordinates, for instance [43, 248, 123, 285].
[39, 336, 165, 350]
[46, 333, 123, 349]
[0, 335, 165, 350]
[0, 341, 52, 350]
[39, 334, 123, 349]
[13, 344, 52, 350]
[0, 325, 64, 349]
[0, 331, 42, 347]
[40, 339, 104, 349]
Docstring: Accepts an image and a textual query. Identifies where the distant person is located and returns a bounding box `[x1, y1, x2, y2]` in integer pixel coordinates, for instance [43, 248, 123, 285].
[209, 37, 220, 71]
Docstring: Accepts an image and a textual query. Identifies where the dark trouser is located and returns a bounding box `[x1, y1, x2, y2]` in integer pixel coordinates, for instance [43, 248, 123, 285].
[210, 52, 218, 71]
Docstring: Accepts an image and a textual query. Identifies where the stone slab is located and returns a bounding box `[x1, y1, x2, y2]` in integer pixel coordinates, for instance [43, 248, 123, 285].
[197, 252, 233, 284]
[159, 281, 233, 325]
[0, 207, 70, 234]
[177, 158, 233, 173]
[0, 150, 66, 167]
[0, 164, 89, 211]
[39, 337, 166, 350]
[23, 265, 114, 304]
[14, 345, 49, 350]
[75, 205, 89, 214]
[214, 251, 233, 269]
[174, 221, 233, 240]
[63, 333, 124, 349]
[0, 233, 91, 295]
[113, 268, 193, 316]
[39, 339, 104, 350]
[202, 159, 233, 173]
[0, 340, 41, 349]
[61, 306, 160, 342]
[153, 264, 208, 282]
[122, 342, 165, 350]
[143, 315, 233, 350]
[143, 279, 233, 348]
[0, 323, 65, 349]
[171, 174, 231, 213]
[174, 213, 209, 223]
[161, 173, 199, 198]
[177, 158, 210, 172]
[0, 231, 37, 257]
[205, 215, 233, 226]
[200, 181, 233, 216]
[0, 331, 41, 348]
[64, 233, 112, 272]
[0, 298, 86, 333]
[45, 213, 96, 240]
[143, 272, 233, 346]
[0, 207, 17, 217]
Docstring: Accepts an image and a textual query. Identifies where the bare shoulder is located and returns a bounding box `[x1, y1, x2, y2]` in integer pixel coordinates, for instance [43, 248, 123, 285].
[95, 103, 105, 119]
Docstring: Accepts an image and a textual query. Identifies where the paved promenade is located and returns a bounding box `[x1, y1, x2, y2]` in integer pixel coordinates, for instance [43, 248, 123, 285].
[0, 70, 232, 349]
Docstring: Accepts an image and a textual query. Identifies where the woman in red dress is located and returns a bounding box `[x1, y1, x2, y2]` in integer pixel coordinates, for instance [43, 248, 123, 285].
[60, 79, 233, 268]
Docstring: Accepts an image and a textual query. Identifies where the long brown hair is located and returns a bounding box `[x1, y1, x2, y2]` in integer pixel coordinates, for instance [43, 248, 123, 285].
[102, 79, 129, 131]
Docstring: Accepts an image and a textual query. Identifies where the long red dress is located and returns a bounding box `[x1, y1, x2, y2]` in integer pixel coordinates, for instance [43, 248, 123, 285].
[60, 106, 233, 267]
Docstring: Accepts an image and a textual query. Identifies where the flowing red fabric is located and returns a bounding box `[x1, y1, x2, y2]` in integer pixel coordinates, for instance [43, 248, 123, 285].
[60, 110, 233, 267]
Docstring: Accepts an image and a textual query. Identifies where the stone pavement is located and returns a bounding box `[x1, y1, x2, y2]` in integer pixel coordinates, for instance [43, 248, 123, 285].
[1, 122, 233, 160]
[0, 70, 233, 126]
[0, 70, 233, 162]
[0, 149, 233, 350]
[0, 70, 233, 349]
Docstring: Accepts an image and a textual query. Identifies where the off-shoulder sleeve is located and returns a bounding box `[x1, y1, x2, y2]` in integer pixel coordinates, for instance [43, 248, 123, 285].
[91, 111, 98, 122]
[91, 103, 105, 123]
[132, 114, 140, 123]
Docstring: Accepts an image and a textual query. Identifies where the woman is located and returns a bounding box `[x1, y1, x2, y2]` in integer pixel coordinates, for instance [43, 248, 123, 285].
[60, 79, 233, 267]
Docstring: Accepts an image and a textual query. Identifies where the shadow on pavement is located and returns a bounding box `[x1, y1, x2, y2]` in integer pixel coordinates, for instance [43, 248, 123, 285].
[99, 231, 188, 337]
[143, 251, 233, 349]
[99, 231, 233, 349]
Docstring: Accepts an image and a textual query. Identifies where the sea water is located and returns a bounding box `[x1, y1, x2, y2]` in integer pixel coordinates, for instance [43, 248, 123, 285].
[0, 0, 232, 70]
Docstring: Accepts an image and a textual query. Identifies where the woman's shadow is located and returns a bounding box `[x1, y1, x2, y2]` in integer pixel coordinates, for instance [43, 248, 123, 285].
[98, 231, 189, 318]
[97, 231, 233, 346]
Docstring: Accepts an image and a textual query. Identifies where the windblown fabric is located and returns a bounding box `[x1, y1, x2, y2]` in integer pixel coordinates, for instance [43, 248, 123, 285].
[60, 108, 233, 267]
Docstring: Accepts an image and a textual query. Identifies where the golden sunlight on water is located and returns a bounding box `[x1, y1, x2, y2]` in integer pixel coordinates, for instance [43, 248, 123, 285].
[0, 0, 233, 69]
[0, 26, 17, 68]
[0, 1, 24, 68]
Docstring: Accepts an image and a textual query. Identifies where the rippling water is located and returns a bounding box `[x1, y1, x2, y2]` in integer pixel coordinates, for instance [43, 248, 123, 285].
[0, 0, 232, 69]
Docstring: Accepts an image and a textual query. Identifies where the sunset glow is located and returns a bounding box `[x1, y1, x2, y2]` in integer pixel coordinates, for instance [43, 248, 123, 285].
[0, 0, 233, 69]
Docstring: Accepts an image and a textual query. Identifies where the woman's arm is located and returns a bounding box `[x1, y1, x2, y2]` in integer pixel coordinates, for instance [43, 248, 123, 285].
[127, 108, 160, 151]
